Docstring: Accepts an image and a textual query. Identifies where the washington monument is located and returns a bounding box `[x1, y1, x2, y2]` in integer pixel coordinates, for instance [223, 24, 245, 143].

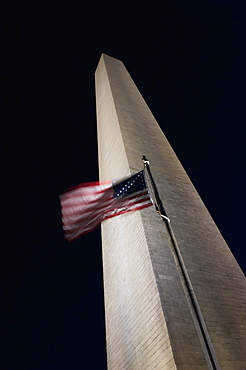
[95, 54, 246, 369]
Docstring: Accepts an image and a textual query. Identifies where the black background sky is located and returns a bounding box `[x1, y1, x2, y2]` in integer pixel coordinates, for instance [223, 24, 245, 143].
[2, 1, 246, 369]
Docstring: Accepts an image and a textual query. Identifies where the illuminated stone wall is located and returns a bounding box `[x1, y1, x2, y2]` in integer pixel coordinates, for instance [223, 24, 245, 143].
[95, 54, 246, 369]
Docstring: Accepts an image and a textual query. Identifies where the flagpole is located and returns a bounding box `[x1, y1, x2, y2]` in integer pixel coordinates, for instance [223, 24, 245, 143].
[142, 155, 220, 370]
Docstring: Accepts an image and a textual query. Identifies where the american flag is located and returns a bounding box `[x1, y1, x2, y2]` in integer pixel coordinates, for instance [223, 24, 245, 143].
[60, 171, 153, 241]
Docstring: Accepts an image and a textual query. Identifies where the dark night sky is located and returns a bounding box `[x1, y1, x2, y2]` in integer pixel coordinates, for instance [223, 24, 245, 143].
[2, 1, 246, 369]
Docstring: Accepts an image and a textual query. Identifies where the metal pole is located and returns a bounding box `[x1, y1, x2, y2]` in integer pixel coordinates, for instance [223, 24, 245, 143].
[142, 155, 220, 370]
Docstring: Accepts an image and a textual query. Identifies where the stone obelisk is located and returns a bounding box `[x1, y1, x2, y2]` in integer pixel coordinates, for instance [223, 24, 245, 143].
[95, 54, 246, 369]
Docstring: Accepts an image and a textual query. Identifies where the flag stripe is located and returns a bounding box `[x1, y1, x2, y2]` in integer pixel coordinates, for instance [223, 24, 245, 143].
[64, 199, 152, 242]
[60, 184, 112, 205]
[62, 189, 149, 218]
[61, 188, 114, 210]
[63, 192, 151, 227]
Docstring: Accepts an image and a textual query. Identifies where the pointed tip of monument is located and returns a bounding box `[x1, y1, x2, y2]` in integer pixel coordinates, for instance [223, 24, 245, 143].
[100, 53, 122, 63]
[95, 53, 123, 73]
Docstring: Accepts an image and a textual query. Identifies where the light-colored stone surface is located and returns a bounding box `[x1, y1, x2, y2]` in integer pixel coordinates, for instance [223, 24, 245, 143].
[95, 54, 246, 369]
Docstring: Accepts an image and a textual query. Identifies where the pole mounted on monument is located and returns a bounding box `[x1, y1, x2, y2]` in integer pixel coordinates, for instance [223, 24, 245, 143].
[142, 154, 220, 370]
[142, 155, 170, 222]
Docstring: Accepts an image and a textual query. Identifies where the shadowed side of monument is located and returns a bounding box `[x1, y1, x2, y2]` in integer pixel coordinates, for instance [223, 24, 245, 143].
[95, 54, 246, 370]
